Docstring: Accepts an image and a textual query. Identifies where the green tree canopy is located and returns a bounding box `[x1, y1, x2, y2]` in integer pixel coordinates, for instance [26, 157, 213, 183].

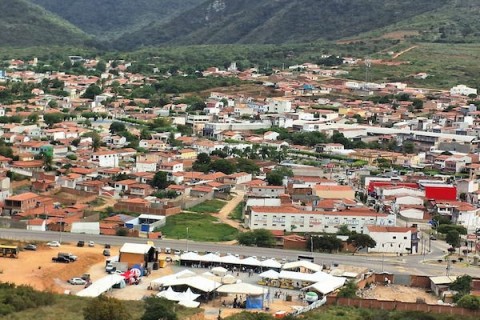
[83, 295, 130, 320]
[82, 84, 102, 99]
[237, 229, 275, 248]
[151, 171, 170, 189]
[141, 297, 177, 320]
[43, 112, 64, 127]
[266, 167, 293, 186]
[446, 230, 461, 248]
[347, 233, 376, 252]
[109, 121, 127, 134]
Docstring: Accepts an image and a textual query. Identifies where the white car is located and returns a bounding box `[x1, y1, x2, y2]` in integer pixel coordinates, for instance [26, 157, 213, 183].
[88, 241, 95, 247]
[68, 277, 86, 285]
[47, 241, 61, 247]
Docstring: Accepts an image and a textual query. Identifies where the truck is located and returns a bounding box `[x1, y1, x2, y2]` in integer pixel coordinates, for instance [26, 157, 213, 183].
[58, 252, 78, 261]
[52, 256, 70, 263]
[105, 256, 127, 273]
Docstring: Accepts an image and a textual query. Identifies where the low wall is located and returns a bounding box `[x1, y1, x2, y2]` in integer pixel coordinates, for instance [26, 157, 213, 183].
[113, 203, 181, 216]
[327, 297, 480, 317]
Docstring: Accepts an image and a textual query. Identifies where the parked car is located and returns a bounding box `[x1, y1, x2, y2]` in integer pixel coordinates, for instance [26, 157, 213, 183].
[81, 273, 91, 281]
[24, 244, 37, 251]
[174, 250, 181, 255]
[105, 263, 115, 273]
[88, 241, 95, 247]
[103, 249, 111, 257]
[104, 243, 111, 249]
[68, 278, 86, 285]
[77, 241, 85, 247]
[430, 235, 437, 240]
[59, 252, 78, 261]
[165, 248, 171, 254]
[47, 241, 61, 247]
[52, 256, 70, 263]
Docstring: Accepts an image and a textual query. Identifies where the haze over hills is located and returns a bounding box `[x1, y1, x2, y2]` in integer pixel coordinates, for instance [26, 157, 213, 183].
[4, 0, 480, 49]
[0, 0, 88, 47]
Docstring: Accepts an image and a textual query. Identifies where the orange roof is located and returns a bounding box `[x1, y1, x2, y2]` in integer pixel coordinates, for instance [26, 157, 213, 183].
[316, 185, 354, 192]
[6, 192, 39, 201]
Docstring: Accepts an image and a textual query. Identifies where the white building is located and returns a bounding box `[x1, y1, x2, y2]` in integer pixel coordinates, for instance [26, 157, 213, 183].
[247, 206, 396, 234]
[91, 151, 119, 168]
[450, 85, 477, 97]
[267, 98, 292, 113]
[135, 161, 157, 173]
[365, 226, 419, 254]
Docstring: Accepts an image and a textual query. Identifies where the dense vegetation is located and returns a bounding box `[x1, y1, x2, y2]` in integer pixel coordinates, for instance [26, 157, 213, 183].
[4, 0, 480, 49]
[0, 0, 87, 47]
[0, 282, 55, 316]
[30, 0, 202, 40]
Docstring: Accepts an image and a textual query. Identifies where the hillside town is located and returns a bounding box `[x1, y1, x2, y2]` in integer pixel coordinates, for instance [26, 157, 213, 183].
[1, 54, 480, 318]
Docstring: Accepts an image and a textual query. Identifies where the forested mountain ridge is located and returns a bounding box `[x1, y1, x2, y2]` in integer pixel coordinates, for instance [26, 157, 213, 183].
[30, 0, 203, 40]
[0, 0, 88, 47]
[4, 0, 480, 49]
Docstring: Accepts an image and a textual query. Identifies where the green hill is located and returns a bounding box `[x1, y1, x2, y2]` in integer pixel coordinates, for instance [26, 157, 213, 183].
[114, 0, 449, 49]
[0, 0, 88, 47]
[30, 0, 204, 39]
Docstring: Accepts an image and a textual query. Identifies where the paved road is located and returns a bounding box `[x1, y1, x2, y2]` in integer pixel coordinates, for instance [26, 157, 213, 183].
[3, 228, 480, 277]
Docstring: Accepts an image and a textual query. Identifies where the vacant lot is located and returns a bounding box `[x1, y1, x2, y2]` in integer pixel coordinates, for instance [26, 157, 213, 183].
[359, 284, 438, 304]
[159, 212, 238, 242]
[189, 199, 226, 214]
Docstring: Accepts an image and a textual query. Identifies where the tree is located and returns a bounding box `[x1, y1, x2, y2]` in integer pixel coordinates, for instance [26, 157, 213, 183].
[83, 131, 101, 151]
[457, 295, 480, 310]
[412, 99, 424, 110]
[211, 159, 236, 174]
[450, 275, 472, 301]
[347, 234, 376, 252]
[82, 84, 102, 99]
[151, 171, 170, 189]
[141, 297, 177, 320]
[402, 141, 415, 154]
[96, 61, 107, 73]
[337, 225, 352, 236]
[192, 152, 211, 172]
[83, 295, 130, 320]
[337, 280, 358, 298]
[43, 112, 64, 127]
[446, 230, 461, 248]
[237, 229, 275, 248]
[266, 167, 293, 186]
[437, 224, 467, 235]
[310, 235, 343, 253]
[109, 121, 126, 134]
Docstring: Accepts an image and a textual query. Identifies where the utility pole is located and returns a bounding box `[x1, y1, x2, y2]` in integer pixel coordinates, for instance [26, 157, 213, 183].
[186, 227, 189, 252]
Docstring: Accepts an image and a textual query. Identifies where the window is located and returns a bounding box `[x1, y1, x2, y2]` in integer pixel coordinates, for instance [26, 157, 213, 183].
[404, 237, 407, 240]
[393, 236, 397, 239]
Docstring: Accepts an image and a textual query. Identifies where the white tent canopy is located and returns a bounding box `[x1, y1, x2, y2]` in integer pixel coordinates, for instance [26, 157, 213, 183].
[282, 260, 322, 272]
[278, 270, 334, 283]
[217, 283, 265, 295]
[199, 253, 222, 263]
[162, 275, 222, 293]
[304, 277, 347, 295]
[259, 269, 280, 279]
[176, 288, 200, 301]
[156, 287, 180, 301]
[212, 267, 228, 276]
[180, 252, 202, 261]
[77, 274, 124, 297]
[261, 258, 282, 269]
[178, 300, 200, 308]
[220, 255, 242, 265]
[240, 257, 262, 266]
[150, 270, 196, 289]
[222, 274, 237, 284]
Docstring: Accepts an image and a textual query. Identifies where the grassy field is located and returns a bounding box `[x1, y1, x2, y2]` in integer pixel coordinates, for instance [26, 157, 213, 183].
[188, 199, 226, 214]
[229, 202, 244, 221]
[159, 212, 238, 242]
[345, 42, 480, 89]
[226, 306, 474, 320]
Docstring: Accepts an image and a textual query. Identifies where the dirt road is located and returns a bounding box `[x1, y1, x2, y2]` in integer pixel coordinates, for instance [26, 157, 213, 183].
[215, 190, 245, 230]
[392, 45, 418, 59]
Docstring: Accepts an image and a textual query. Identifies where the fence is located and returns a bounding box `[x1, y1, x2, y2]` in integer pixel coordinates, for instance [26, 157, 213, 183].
[327, 297, 480, 317]
[113, 203, 181, 216]
[182, 193, 214, 210]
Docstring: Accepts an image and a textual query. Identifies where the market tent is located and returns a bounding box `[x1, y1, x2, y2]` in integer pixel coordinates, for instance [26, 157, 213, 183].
[77, 274, 124, 297]
[261, 259, 282, 269]
[217, 283, 265, 295]
[303, 277, 347, 295]
[222, 274, 237, 284]
[240, 256, 262, 267]
[178, 300, 200, 308]
[278, 270, 332, 283]
[162, 275, 222, 293]
[150, 270, 196, 289]
[211, 266, 228, 276]
[199, 253, 222, 263]
[282, 260, 322, 272]
[176, 288, 200, 301]
[180, 252, 202, 261]
[220, 255, 242, 265]
[156, 287, 180, 301]
[259, 269, 280, 279]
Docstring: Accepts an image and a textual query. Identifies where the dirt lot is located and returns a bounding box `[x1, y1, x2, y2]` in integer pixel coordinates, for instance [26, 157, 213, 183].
[0, 243, 107, 294]
[359, 284, 438, 304]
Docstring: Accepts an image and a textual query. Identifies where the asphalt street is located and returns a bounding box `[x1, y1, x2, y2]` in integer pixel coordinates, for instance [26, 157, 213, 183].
[2, 228, 480, 277]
